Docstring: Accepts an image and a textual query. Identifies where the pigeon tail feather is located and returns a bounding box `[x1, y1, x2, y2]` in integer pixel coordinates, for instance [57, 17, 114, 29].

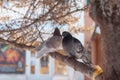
[36, 46, 53, 58]
[34, 42, 45, 51]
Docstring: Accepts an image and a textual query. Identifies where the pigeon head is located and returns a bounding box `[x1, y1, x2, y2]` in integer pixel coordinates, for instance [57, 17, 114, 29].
[62, 31, 72, 38]
[53, 27, 61, 36]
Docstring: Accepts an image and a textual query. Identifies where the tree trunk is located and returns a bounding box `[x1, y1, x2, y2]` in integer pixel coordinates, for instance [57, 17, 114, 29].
[90, 0, 120, 80]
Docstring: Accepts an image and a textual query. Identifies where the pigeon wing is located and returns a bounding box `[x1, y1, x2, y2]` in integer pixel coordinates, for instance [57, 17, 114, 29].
[35, 36, 62, 58]
[46, 36, 62, 49]
[72, 38, 84, 58]
[73, 38, 91, 64]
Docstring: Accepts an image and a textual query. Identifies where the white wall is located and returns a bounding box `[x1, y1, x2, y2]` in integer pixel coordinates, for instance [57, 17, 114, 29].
[0, 74, 26, 80]
[25, 51, 54, 80]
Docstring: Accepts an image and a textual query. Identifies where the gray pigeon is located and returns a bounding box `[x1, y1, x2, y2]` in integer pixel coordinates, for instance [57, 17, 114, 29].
[35, 28, 62, 58]
[62, 31, 91, 65]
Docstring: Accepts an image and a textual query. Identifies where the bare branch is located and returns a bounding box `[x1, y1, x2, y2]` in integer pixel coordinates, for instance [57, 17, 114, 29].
[49, 52, 103, 80]
[0, 37, 35, 50]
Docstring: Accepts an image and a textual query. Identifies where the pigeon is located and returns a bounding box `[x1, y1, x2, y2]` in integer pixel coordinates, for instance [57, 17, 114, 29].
[62, 31, 91, 65]
[35, 28, 62, 58]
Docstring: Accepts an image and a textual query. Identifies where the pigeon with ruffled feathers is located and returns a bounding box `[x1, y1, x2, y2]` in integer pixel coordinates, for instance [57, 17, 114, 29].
[62, 31, 91, 65]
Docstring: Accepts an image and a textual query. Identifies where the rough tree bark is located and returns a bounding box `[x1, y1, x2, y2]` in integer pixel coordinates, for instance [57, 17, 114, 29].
[90, 0, 120, 80]
[49, 52, 102, 80]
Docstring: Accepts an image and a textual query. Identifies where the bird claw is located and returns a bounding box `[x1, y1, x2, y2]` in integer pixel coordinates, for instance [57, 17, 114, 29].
[92, 65, 103, 80]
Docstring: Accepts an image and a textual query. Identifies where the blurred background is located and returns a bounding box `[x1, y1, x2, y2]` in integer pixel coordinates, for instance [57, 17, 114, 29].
[0, 0, 102, 80]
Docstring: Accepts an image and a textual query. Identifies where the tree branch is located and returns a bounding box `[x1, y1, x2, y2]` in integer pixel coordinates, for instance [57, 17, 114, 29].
[0, 37, 35, 50]
[49, 51, 103, 80]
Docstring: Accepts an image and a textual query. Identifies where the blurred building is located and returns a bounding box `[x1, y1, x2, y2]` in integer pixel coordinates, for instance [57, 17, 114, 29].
[0, 43, 84, 80]
[0, 0, 102, 80]
[84, 10, 102, 80]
